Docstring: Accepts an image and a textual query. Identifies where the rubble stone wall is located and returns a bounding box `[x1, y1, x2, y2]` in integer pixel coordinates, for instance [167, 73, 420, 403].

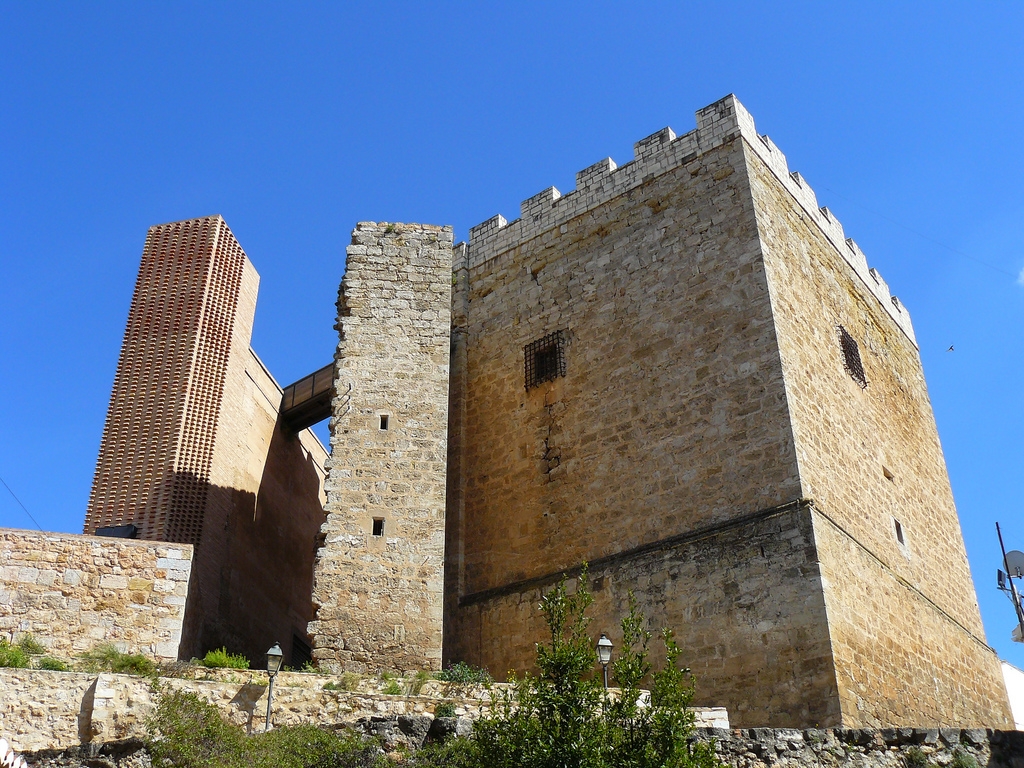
[0, 529, 191, 661]
[311, 222, 453, 674]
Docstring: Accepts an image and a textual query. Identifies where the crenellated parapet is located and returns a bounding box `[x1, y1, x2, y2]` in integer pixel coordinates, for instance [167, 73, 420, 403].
[467, 94, 915, 346]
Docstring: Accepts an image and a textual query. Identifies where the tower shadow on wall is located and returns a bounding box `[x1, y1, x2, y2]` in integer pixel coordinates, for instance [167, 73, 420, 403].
[177, 414, 327, 667]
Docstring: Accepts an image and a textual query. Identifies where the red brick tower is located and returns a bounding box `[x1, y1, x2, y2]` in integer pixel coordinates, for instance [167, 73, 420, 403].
[85, 215, 250, 545]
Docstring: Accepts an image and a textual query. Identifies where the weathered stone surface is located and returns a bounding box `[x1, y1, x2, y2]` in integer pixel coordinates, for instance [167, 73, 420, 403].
[311, 222, 453, 674]
[18, 725, 1024, 768]
[0, 530, 191, 661]
[444, 94, 1011, 729]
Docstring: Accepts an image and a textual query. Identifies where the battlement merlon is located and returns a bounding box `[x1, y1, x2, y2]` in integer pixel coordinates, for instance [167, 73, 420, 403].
[466, 94, 917, 348]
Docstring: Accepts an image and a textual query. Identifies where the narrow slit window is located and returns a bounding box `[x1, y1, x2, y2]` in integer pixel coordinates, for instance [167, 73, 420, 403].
[894, 518, 905, 546]
[372, 518, 385, 537]
[525, 330, 567, 389]
[837, 325, 867, 388]
[379, 414, 389, 430]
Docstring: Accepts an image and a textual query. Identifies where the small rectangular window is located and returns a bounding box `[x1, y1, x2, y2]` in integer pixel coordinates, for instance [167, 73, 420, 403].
[837, 325, 867, 388]
[372, 518, 385, 537]
[525, 330, 566, 389]
[379, 414, 389, 430]
[894, 518, 905, 546]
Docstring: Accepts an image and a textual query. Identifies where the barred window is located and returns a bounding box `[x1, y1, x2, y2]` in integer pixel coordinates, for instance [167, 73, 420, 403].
[837, 325, 867, 388]
[525, 330, 566, 389]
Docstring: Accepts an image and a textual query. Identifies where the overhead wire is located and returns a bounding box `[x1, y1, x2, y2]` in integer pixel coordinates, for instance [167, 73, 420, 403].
[0, 474, 44, 531]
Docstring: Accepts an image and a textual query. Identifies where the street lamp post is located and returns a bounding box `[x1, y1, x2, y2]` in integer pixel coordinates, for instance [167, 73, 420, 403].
[596, 633, 613, 689]
[265, 642, 284, 732]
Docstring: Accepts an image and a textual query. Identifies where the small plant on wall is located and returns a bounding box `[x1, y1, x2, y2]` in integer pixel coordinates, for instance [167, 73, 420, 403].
[200, 647, 251, 670]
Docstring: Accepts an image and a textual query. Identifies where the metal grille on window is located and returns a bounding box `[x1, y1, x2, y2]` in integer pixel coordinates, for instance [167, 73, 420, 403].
[525, 330, 566, 389]
[837, 325, 867, 388]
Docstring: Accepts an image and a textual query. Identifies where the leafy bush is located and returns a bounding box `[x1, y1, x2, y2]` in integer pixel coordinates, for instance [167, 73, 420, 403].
[382, 679, 402, 695]
[435, 661, 492, 686]
[905, 747, 929, 768]
[434, 702, 457, 718]
[201, 647, 251, 670]
[420, 567, 722, 768]
[17, 634, 45, 655]
[408, 738, 478, 767]
[952, 748, 979, 768]
[79, 642, 156, 675]
[244, 723, 384, 768]
[147, 690, 385, 768]
[37, 656, 68, 671]
[0, 639, 29, 668]
[147, 690, 245, 768]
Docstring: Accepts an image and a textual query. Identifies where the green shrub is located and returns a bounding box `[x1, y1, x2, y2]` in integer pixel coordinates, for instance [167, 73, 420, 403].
[147, 690, 385, 768]
[444, 567, 723, 768]
[905, 747, 929, 768]
[952, 748, 979, 768]
[37, 656, 68, 671]
[243, 723, 385, 768]
[382, 679, 402, 695]
[200, 647, 251, 670]
[0, 639, 29, 668]
[17, 634, 45, 655]
[79, 642, 156, 675]
[435, 661, 492, 686]
[147, 690, 245, 768]
[434, 702, 457, 718]
[407, 737, 477, 767]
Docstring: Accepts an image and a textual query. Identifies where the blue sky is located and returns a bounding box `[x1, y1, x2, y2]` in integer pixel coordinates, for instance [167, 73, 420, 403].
[1, 2, 1022, 666]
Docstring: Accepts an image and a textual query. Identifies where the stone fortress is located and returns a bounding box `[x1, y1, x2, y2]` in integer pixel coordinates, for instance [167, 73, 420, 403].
[0, 94, 1013, 730]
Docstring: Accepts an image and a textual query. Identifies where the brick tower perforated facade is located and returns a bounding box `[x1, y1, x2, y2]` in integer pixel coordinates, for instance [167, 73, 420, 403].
[85, 216, 249, 545]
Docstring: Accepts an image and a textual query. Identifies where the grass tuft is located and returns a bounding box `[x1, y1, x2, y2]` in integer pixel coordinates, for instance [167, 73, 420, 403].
[200, 647, 250, 670]
[79, 642, 156, 675]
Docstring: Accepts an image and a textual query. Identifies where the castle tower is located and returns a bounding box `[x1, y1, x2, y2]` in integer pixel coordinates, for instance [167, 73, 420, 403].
[85, 216, 328, 664]
[85, 216, 253, 544]
[309, 222, 453, 673]
[445, 96, 1012, 728]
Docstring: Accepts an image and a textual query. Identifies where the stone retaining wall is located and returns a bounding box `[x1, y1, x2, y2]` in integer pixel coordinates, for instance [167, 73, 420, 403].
[0, 529, 192, 661]
[0, 667, 726, 754]
[704, 726, 1024, 768]
[18, 724, 1024, 768]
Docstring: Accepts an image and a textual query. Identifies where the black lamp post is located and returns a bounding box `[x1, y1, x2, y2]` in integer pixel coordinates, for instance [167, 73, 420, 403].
[596, 633, 613, 689]
[265, 642, 284, 731]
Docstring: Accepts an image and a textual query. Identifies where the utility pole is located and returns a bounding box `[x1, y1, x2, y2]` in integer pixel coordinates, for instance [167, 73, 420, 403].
[996, 522, 1024, 643]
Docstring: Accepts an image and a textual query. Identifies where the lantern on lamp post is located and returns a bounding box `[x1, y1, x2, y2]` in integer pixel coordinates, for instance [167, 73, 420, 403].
[596, 633, 613, 689]
[264, 642, 284, 731]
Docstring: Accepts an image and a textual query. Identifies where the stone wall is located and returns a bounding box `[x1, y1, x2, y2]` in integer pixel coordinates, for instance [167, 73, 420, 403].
[0, 668, 483, 753]
[0, 666, 728, 755]
[0, 529, 191, 661]
[451, 129, 800, 599]
[446, 93, 1009, 729]
[311, 222, 453, 674]
[706, 726, 1024, 768]
[179, 345, 328, 665]
[745, 129, 1011, 726]
[451, 504, 841, 728]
